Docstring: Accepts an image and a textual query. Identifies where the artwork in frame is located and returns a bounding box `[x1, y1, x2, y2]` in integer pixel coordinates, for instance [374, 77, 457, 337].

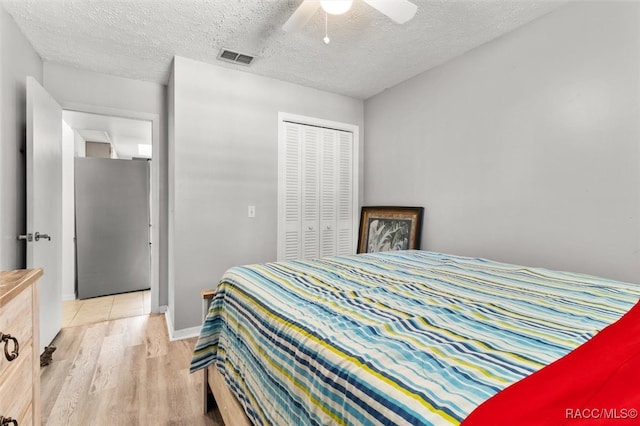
[357, 206, 424, 254]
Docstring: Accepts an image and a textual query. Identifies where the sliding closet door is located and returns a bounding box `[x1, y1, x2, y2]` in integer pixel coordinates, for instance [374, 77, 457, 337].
[278, 118, 357, 261]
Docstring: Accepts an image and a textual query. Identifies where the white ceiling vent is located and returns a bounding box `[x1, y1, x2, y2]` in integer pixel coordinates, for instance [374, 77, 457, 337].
[217, 49, 254, 66]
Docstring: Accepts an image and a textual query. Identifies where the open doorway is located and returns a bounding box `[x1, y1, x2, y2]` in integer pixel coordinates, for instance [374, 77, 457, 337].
[60, 110, 157, 327]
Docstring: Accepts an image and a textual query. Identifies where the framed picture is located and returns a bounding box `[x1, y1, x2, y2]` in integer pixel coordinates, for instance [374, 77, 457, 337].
[358, 206, 424, 254]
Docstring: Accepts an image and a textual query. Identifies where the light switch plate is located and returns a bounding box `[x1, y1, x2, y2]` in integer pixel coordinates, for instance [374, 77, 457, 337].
[248, 205, 256, 218]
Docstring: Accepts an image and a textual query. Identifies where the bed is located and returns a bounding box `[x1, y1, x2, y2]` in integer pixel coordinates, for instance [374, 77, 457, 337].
[190, 250, 639, 425]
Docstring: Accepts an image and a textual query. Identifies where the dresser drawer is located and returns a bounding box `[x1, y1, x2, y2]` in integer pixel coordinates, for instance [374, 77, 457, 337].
[0, 269, 41, 426]
[0, 341, 32, 424]
[0, 285, 33, 373]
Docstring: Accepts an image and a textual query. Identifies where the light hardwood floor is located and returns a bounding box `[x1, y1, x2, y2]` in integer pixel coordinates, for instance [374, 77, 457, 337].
[62, 290, 151, 327]
[41, 313, 224, 426]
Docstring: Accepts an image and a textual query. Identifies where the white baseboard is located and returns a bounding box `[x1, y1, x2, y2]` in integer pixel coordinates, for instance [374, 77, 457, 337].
[164, 308, 201, 341]
[171, 326, 201, 341]
[62, 292, 77, 301]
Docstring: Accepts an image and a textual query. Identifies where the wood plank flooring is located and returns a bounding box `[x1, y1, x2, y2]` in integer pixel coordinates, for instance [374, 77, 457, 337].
[62, 290, 151, 327]
[41, 313, 224, 426]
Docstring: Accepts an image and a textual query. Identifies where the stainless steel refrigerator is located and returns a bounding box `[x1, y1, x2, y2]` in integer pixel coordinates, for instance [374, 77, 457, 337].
[75, 157, 150, 299]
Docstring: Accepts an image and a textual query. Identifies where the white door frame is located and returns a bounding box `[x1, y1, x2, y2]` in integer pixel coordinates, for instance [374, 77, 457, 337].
[61, 101, 161, 313]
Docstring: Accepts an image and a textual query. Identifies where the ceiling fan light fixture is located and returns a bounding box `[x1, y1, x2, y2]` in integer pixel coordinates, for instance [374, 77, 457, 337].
[320, 0, 353, 15]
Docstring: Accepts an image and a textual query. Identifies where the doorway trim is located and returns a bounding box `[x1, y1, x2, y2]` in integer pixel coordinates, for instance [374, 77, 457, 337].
[61, 101, 161, 313]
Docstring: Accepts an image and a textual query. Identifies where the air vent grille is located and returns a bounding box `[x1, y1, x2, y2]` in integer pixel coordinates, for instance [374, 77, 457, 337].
[217, 49, 255, 66]
[220, 50, 238, 61]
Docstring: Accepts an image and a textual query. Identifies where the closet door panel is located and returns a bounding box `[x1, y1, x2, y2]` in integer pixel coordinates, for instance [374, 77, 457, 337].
[281, 123, 302, 260]
[320, 129, 337, 257]
[301, 126, 320, 259]
[337, 131, 354, 256]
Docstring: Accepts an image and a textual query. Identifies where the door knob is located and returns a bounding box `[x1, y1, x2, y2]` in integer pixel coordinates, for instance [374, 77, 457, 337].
[35, 232, 51, 242]
[17, 233, 33, 242]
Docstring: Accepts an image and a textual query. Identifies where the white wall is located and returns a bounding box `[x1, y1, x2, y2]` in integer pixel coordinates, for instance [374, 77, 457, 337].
[43, 63, 168, 307]
[0, 4, 42, 271]
[364, 1, 640, 283]
[169, 56, 364, 333]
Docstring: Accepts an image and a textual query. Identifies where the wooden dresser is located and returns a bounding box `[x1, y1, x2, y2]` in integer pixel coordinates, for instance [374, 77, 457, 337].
[0, 269, 42, 426]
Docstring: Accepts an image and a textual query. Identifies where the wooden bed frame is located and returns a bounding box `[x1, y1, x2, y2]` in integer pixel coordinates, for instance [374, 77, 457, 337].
[201, 290, 252, 426]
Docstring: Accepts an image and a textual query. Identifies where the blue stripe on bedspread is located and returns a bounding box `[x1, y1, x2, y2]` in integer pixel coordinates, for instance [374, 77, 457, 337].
[190, 250, 639, 425]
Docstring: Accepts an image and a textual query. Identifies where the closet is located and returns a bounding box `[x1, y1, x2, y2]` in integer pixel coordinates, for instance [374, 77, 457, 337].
[278, 117, 358, 261]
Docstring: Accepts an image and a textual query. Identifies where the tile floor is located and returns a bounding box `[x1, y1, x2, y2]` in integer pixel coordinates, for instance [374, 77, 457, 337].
[62, 289, 151, 328]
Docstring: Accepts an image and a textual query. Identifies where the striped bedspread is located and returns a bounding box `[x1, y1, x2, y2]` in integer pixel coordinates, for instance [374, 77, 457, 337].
[190, 250, 639, 425]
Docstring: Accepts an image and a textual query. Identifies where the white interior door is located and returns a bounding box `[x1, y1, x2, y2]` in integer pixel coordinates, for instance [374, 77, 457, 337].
[26, 76, 63, 352]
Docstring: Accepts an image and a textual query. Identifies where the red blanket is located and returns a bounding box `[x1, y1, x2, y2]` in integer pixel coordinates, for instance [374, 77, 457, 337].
[462, 300, 640, 426]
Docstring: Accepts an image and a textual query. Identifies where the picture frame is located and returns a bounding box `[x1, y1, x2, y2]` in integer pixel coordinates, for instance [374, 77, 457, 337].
[357, 206, 424, 254]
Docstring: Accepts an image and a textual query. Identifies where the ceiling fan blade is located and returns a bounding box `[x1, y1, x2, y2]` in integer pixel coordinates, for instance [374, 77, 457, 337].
[283, 0, 320, 32]
[362, 0, 417, 24]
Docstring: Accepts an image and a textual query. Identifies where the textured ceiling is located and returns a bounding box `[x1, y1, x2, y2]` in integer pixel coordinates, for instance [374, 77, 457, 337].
[2, 0, 564, 99]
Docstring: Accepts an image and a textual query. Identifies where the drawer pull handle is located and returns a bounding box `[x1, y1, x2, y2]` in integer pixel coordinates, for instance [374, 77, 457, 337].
[0, 333, 19, 361]
[0, 416, 18, 425]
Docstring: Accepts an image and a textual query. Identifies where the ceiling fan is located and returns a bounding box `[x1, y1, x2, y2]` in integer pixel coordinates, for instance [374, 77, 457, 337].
[283, 0, 418, 33]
